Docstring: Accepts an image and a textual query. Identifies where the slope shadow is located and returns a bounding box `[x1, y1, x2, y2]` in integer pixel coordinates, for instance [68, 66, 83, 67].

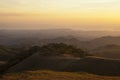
[4, 53, 120, 76]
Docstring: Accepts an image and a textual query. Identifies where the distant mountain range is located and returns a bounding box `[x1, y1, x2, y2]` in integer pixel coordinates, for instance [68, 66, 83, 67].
[0, 29, 120, 49]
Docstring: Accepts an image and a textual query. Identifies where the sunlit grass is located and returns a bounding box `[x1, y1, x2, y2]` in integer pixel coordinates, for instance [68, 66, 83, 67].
[1, 70, 120, 80]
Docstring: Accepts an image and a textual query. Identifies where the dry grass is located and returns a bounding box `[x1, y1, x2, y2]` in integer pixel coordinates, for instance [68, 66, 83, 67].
[1, 70, 120, 80]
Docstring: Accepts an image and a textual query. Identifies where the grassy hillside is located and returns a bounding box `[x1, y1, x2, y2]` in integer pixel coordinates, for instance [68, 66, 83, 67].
[66, 56, 120, 76]
[1, 70, 120, 80]
[0, 43, 120, 78]
[5, 55, 120, 76]
[0, 43, 89, 74]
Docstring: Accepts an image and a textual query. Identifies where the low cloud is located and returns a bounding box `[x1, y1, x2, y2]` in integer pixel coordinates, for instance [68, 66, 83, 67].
[0, 13, 25, 16]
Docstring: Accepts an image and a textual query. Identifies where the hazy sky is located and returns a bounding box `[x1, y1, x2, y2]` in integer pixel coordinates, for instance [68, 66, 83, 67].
[0, 0, 120, 30]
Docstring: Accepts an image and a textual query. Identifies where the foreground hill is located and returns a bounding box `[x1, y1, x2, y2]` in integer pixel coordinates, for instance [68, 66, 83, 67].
[1, 43, 88, 73]
[1, 43, 120, 76]
[67, 57, 120, 76]
[1, 70, 120, 80]
[6, 53, 120, 76]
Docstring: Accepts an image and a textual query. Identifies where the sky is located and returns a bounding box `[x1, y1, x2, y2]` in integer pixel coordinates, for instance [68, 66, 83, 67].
[0, 0, 120, 30]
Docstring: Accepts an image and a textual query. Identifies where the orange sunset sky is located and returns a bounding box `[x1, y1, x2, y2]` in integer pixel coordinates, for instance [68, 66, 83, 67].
[0, 0, 120, 30]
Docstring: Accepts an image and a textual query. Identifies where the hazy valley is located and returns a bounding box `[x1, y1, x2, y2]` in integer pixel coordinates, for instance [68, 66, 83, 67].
[0, 29, 120, 80]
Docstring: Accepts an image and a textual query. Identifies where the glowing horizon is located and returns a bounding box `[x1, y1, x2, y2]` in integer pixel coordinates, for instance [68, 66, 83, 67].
[0, 0, 120, 30]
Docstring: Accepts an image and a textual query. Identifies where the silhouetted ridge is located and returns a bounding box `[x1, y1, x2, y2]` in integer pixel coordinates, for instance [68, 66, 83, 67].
[0, 43, 88, 74]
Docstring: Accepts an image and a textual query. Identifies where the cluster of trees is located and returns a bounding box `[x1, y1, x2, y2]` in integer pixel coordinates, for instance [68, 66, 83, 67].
[39, 43, 89, 57]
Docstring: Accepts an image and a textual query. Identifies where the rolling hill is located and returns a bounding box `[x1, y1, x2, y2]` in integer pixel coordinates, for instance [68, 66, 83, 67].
[0, 43, 88, 73]
[91, 45, 120, 59]
[0, 29, 120, 48]
[85, 36, 120, 50]
[4, 45, 120, 76]
[5, 53, 120, 76]
[0, 43, 119, 76]
[0, 37, 120, 77]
